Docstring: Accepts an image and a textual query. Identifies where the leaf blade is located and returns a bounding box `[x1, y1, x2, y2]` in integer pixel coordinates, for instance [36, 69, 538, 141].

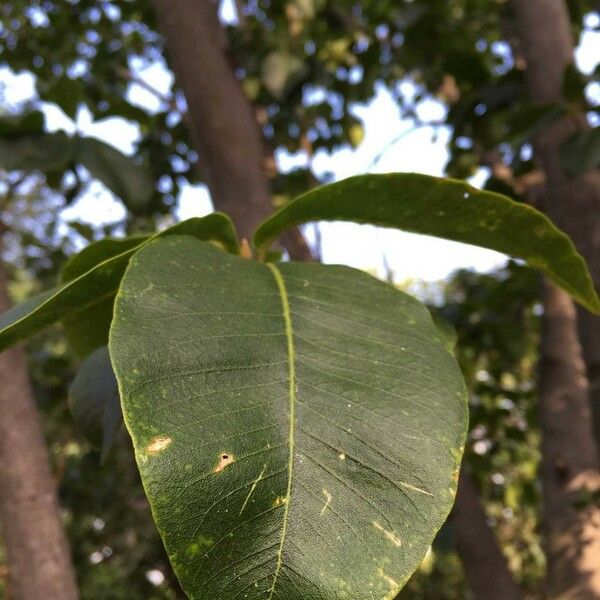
[110, 236, 467, 599]
[254, 173, 600, 313]
[0, 214, 239, 352]
[68, 346, 123, 462]
[76, 136, 154, 213]
[61, 236, 150, 357]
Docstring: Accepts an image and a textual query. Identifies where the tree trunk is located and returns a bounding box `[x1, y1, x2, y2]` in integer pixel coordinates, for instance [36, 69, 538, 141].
[452, 469, 522, 600]
[512, 0, 600, 448]
[151, 0, 312, 260]
[537, 283, 600, 598]
[0, 260, 79, 600]
[512, 2, 600, 595]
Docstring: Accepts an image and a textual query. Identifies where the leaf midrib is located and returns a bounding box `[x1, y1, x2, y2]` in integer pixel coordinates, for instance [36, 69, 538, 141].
[267, 263, 296, 598]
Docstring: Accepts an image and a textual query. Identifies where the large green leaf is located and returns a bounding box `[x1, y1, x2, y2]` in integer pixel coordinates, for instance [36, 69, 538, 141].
[61, 236, 149, 357]
[254, 173, 600, 314]
[110, 236, 467, 599]
[69, 346, 122, 462]
[0, 215, 239, 352]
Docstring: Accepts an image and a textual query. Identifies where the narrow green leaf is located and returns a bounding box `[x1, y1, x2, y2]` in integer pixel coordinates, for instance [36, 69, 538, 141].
[69, 346, 123, 462]
[110, 236, 467, 599]
[0, 214, 239, 352]
[61, 237, 148, 357]
[76, 136, 154, 213]
[62, 237, 149, 282]
[0, 132, 74, 173]
[254, 173, 600, 314]
[0, 289, 57, 339]
[66, 220, 96, 242]
[560, 129, 600, 177]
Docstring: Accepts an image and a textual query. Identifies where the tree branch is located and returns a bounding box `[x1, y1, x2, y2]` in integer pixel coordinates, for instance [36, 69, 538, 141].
[117, 67, 179, 112]
[537, 282, 600, 597]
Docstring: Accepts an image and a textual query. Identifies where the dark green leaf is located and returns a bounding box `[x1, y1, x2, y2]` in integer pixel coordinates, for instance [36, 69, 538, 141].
[44, 75, 85, 119]
[61, 236, 149, 357]
[560, 129, 600, 177]
[66, 221, 96, 241]
[504, 102, 565, 146]
[0, 215, 239, 352]
[0, 111, 45, 138]
[76, 136, 154, 213]
[254, 173, 600, 314]
[110, 236, 467, 599]
[0, 132, 74, 173]
[69, 346, 123, 462]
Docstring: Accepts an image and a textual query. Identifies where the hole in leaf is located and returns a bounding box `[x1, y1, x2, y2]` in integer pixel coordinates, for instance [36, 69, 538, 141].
[214, 453, 235, 473]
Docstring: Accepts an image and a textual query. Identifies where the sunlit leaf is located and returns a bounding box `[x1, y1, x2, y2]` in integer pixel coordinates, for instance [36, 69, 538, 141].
[110, 235, 467, 599]
[254, 173, 600, 313]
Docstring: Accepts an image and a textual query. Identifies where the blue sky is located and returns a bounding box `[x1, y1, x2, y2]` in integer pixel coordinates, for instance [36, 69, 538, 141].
[1, 6, 598, 284]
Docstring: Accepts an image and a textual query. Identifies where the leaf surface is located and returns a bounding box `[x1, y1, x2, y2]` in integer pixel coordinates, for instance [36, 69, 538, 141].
[560, 129, 600, 177]
[69, 346, 122, 461]
[110, 236, 467, 599]
[0, 131, 74, 172]
[61, 236, 149, 357]
[254, 173, 600, 313]
[0, 215, 238, 352]
[77, 136, 155, 213]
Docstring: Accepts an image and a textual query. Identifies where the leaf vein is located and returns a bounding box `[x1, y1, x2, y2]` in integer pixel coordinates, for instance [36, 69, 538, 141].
[266, 263, 296, 599]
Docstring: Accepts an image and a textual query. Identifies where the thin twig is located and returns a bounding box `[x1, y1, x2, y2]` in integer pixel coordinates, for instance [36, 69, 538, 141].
[367, 118, 445, 170]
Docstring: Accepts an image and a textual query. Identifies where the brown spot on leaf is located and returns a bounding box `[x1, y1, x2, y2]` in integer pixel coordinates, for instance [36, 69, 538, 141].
[146, 436, 172, 455]
[373, 521, 402, 547]
[214, 453, 235, 473]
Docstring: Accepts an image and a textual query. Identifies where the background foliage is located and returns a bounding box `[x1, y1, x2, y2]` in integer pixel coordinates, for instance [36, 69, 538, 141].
[0, 0, 597, 597]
